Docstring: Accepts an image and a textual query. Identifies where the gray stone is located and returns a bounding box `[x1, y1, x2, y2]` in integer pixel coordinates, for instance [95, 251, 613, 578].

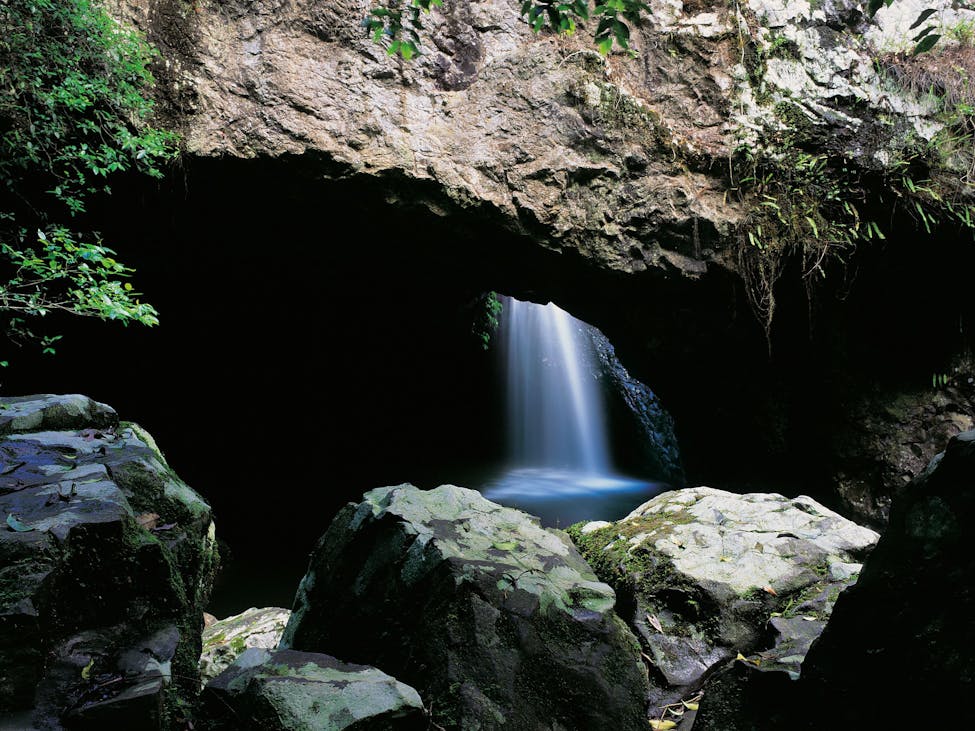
[282, 483, 650, 730]
[200, 606, 291, 684]
[202, 649, 425, 730]
[570, 487, 878, 714]
[0, 395, 115, 437]
[0, 395, 218, 727]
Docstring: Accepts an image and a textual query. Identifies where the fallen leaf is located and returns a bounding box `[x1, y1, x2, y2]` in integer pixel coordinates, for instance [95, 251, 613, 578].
[763, 585, 778, 596]
[0, 461, 26, 476]
[649, 721, 677, 730]
[801, 615, 818, 621]
[492, 541, 517, 551]
[682, 701, 700, 711]
[136, 512, 160, 530]
[719, 556, 730, 562]
[647, 613, 664, 634]
[81, 658, 94, 680]
[6, 514, 34, 532]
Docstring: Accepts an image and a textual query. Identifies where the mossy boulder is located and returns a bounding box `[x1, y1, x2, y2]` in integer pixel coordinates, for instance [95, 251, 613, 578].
[200, 607, 291, 685]
[281, 483, 650, 730]
[0, 394, 218, 728]
[202, 648, 425, 730]
[568, 487, 879, 714]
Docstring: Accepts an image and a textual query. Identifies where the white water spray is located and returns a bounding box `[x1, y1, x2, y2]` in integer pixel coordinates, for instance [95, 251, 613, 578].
[504, 298, 610, 473]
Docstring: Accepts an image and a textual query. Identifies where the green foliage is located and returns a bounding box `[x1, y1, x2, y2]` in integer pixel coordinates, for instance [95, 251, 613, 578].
[366, 0, 650, 58]
[868, 1, 943, 55]
[731, 139, 875, 341]
[0, 0, 176, 355]
[470, 291, 503, 350]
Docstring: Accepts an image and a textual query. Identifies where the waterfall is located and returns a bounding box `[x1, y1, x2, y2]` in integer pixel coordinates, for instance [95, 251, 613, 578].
[481, 296, 669, 527]
[504, 298, 610, 473]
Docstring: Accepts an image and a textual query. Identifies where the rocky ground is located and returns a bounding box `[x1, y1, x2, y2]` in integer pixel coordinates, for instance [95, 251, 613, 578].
[4, 394, 973, 729]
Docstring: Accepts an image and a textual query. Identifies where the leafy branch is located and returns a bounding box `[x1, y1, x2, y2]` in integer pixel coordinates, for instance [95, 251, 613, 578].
[0, 0, 177, 359]
[365, 0, 651, 59]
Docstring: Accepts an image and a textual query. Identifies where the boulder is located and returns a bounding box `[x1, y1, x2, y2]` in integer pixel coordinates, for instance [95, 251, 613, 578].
[200, 606, 291, 684]
[202, 648, 425, 730]
[798, 430, 975, 727]
[569, 487, 879, 714]
[0, 394, 218, 728]
[281, 484, 650, 730]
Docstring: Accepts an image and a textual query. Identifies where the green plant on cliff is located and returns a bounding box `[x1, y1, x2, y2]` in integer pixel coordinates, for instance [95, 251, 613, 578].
[0, 0, 176, 357]
[729, 127, 882, 343]
[470, 291, 503, 350]
[874, 39, 975, 231]
[365, 0, 650, 59]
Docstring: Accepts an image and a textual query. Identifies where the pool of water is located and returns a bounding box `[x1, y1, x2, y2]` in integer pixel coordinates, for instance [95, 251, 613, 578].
[480, 466, 670, 529]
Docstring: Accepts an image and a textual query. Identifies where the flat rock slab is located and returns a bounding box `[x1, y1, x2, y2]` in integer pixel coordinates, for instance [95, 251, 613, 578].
[571, 487, 879, 712]
[200, 607, 291, 684]
[282, 483, 650, 730]
[203, 648, 425, 730]
[0, 394, 218, 727]
[0, 394, 116, 437]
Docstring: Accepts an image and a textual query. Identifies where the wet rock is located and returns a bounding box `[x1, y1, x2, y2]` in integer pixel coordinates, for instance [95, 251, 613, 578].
[202, 648, 425, 730]
[831, 355, 975, 526]
[0, 394, 218, 728]
[589, 326, 684, 484]
[281, 483, 650, 730]
[570, 487, 878, 714]
[200, 606, 291, 684]
[798, 430, 975, 727]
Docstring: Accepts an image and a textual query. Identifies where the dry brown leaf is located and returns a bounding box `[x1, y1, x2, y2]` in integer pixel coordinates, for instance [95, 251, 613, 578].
[763, 585, 778, 596]
[136, 512, 159, 530]
[647, 613, 664, 634]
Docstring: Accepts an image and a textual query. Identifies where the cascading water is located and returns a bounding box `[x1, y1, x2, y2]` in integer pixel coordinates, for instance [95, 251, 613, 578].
[504, 298, 610, 473]
[481, 296, 668, 526]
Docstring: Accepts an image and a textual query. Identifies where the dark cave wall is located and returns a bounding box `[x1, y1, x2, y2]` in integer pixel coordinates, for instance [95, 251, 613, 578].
[3, 152, 974, 609]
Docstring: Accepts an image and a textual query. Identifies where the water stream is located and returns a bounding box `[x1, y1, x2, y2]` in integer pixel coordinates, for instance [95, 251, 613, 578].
[481, 297, 667, 527]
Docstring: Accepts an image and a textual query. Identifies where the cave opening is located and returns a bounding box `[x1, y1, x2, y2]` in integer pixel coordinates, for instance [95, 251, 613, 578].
[3, 153, 973, 614]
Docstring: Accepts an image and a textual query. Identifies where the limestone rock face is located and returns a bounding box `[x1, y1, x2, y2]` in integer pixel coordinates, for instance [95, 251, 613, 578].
[200, 606, 291, 685]
[799, 430, 975, 727]
[281, 483, 650, 730]
[109, 0, 972, 278]
[202, 648, 425, 730]
[0, 394, 218, 728]
[570, 487, 879, 712]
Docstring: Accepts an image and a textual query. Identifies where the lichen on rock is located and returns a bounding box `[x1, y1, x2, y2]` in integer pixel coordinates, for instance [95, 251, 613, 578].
[200, 606, 291, 685]
[0, 394, 218, 729]
[281, 483, 651, 730]
[569, 486, 879, 712]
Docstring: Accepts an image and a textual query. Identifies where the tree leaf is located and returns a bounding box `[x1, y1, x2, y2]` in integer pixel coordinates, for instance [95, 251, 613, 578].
[913, 34, 941, 55]
[909, 9, 938, 30]
[136, 512, 160, 530]
[649, 721, 677, 730]
[6, 514, 34, 532]
[647, 613, 664, 634]
[492, 540, 517, 551]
